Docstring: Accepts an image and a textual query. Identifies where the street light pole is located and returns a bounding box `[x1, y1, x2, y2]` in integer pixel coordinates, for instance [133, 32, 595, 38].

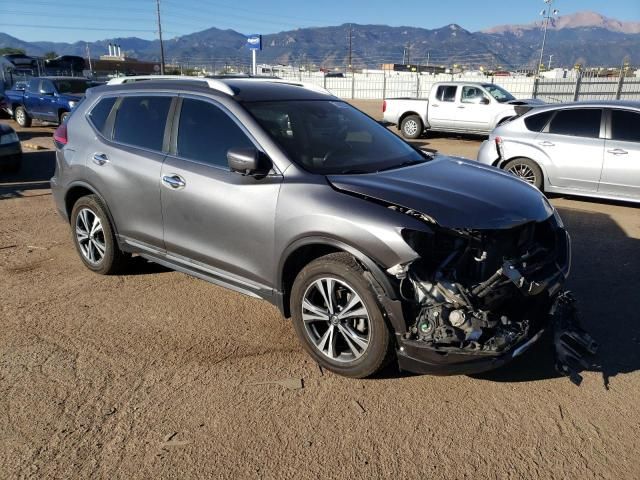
[156, 0, 166, 75]
[548, 54, 554, 70]
[537, 0, 559, 76]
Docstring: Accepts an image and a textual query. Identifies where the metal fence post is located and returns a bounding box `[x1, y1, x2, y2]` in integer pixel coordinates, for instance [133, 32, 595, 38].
[616, 73, 625, 100]
[382, 74, 386, 99]
[351, 73, 355, 99]
[573, 74, 582, 101]
[323, 74, 327, 90]
[532, 78, 540, 99]
[416, 73, 420, 98]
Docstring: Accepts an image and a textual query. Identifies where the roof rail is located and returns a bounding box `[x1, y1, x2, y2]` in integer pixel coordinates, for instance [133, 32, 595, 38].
[106, 75, 236, 96]
[105, 74, 330, 97]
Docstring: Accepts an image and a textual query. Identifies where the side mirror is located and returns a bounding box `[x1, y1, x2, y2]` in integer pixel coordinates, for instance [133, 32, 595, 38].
[227, 147, 269, 175]
[481, 97, 490, 105]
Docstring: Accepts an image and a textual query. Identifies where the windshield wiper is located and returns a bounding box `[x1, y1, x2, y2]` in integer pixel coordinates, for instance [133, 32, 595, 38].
[376, 159, 426, 172]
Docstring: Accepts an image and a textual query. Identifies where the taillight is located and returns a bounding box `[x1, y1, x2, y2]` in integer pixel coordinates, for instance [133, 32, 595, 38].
[53, 123, 68, 147]
[495, 136, 504, 158]
[382, 100, 386, 113]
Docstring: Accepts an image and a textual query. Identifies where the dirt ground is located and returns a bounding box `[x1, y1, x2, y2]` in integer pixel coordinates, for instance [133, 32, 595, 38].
[1, 104, 639, 479]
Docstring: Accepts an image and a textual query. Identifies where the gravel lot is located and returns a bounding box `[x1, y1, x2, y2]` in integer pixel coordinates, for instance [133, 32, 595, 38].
[1, 102, 639, 479]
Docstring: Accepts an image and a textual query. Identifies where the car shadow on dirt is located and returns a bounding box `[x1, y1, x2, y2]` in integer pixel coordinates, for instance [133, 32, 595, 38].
[473, 206, 640, 387]
[17, 131, 55, 142]
[0, 150, 54, 199]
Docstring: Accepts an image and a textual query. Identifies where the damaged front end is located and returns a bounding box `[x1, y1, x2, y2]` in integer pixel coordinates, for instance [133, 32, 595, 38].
[390, 209, 597, 382]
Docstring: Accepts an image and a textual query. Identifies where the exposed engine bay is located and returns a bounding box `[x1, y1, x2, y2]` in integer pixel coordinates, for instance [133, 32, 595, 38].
[389, 210, 597, 383]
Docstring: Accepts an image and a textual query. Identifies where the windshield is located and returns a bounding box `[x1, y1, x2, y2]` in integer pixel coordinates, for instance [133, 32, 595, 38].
[244, 100, 427, 174]
[54, 80, 90, 94]
[482, 84, 515, 103]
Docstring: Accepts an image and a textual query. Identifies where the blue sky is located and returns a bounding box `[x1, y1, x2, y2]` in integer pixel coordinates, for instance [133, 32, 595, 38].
[0, 0, 639, 43]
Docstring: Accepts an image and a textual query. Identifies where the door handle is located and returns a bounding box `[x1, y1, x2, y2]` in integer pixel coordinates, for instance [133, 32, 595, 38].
[607, 148, 628, 155]
[162, 174, 186, 189]
[432, 104, 439, 107]
[538, 141, 555, 147]
[457, 106, 465, 109]
[92, 153, 109, 165]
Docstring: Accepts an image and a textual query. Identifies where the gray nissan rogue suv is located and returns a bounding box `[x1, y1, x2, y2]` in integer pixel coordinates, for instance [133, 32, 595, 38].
[51, 78, 596, 380]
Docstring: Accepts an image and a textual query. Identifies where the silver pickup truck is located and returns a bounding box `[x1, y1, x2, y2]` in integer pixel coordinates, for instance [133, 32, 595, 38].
[383, 81, 542, 139]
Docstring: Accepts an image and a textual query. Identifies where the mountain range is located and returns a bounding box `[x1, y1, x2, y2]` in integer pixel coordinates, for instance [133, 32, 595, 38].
[1, 11, 638, 69]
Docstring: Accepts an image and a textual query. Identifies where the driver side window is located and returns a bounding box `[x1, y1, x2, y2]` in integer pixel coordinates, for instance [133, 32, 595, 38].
[461, 86, 488, 104]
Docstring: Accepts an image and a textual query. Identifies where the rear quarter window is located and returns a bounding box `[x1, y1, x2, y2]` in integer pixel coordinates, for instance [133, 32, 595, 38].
[87, 97, 116, 135]
[611, 110, 640, 143]
[524, 111, 553, 132]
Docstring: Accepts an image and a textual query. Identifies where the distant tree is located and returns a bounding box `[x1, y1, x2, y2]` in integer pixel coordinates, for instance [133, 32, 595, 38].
[44, 51, 58, 60]
[0, 47, 26, 55]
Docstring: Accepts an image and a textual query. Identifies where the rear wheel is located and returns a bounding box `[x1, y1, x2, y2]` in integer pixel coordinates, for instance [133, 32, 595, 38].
[59, 111, 70, 124]
[290, 253, 394, 378]
[400, 114, 423, 139]
[14, 106, 31, 128]
[70, 195, 128, 274]
[504, 157, 543, 190]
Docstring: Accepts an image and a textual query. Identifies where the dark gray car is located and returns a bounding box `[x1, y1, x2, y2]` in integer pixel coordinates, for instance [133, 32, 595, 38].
[50, 78, 595, 380]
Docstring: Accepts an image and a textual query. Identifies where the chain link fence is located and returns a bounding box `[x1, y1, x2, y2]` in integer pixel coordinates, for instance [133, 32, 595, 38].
[278, 71, 640, 102]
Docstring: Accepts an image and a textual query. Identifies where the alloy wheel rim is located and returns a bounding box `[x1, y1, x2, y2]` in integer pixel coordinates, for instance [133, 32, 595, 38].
[404, 120, 418, 136]
[16, 109, 24, 124]
[75, 208, 106, 265]
[301, 277, 371, 363]
[508, 163, 537, 185]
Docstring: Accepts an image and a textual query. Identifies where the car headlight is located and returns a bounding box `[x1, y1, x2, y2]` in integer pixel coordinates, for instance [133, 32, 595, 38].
[0, 131, 19, 145]
[68, 101, 77, 109]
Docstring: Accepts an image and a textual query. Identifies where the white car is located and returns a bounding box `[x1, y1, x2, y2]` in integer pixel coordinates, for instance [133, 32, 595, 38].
[477, 101, 640, 203]
[383, 82, 542, 138]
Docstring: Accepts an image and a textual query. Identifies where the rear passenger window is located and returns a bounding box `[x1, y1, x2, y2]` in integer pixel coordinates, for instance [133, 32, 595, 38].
[435, 86, 457, 102]
[611, 110, 640, 142]
[88, 97, 116, 135]
[113, 96, 172, 151]
[177, 99, 253, 168]
[548, 109, 601, 138]
[524, 111, 553, 132]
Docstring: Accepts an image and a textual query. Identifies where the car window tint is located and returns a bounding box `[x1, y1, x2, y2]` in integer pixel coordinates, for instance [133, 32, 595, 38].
[611, 110, 640, 143]
[548, 109, 601, 138]
[177, 99, 253, 167]
[88, 97, 117, 135]
[27, 79, 40, 93]
[524, 111, 553, 132]
[436, 86, 457, 102]
[113, 96, 172, 151]
[40, 80, 54, 93]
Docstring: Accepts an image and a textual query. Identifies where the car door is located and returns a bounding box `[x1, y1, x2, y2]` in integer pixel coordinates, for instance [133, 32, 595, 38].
[535, 108, 605, 191]
[39, 79, 59, 122]
[23, 79, 44, 117]
[598, 108, 640, 199]
[429, 85, 459, 130]
[456, 85, 492, 132]
[85, 94, 172, 251]
[160, 96, 282, 291]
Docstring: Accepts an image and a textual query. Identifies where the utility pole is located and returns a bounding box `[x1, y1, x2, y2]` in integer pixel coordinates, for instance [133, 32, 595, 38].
[537, 0, 559, 76]
[547, 54, 554, 70]
[85, 43, 92, 74]
[348, 24, 353, 74]
[156, 0, 166, 75]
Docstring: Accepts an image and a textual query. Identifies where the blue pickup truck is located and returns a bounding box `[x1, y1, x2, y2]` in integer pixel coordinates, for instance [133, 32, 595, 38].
[4, 76, 91, 127]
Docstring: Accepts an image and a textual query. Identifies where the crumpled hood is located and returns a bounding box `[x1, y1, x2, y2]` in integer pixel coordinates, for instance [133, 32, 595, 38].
[327, 156, 553, 229]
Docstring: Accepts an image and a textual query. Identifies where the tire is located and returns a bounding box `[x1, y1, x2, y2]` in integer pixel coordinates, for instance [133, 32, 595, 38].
[14, 106, 31, 128]
[59, 111, 70, 124]
[400, 114, 423, 139]
[290, 253, 394, 378]
[70, 195, 128, 275]
[503, 157, 544, 190]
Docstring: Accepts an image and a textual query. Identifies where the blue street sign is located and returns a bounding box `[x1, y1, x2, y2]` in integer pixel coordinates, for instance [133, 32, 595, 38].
[246, 34, 262, 51]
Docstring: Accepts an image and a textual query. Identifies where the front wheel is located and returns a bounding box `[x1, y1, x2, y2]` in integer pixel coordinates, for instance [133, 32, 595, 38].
[290, 253, 394, 378]
[14, 106, 31, 128]
[503, 157, 544, 190]
[59, 111, 70, 124]
[400, 114, 423, 139]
